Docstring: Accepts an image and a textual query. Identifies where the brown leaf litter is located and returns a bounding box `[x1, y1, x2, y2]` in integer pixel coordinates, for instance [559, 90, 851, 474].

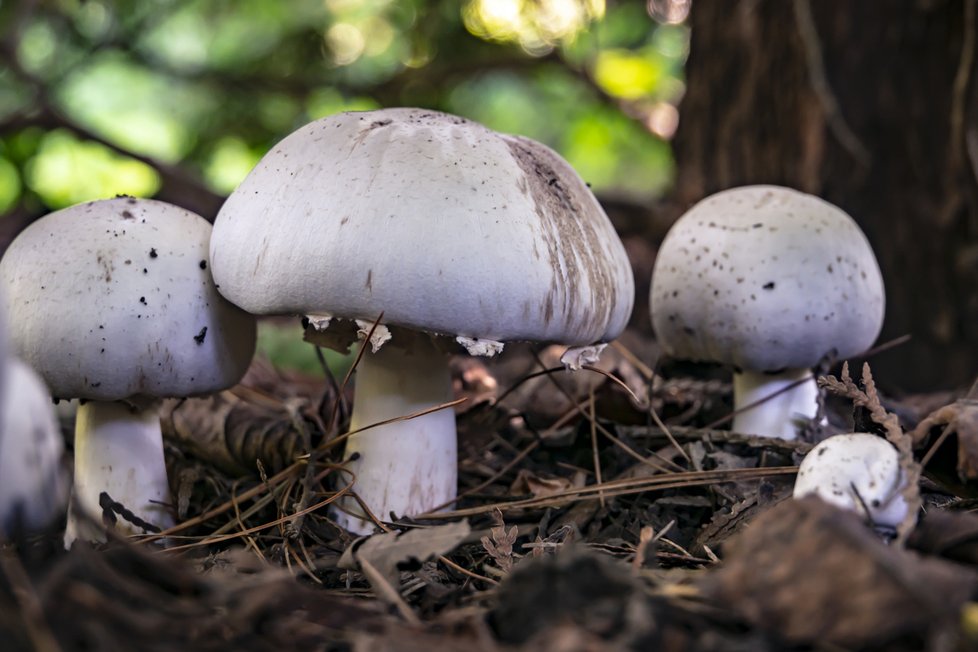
[17, 342, 978, 651]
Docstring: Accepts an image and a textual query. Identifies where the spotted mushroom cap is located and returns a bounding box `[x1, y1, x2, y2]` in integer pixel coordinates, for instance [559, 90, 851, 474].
[210, 108, 634, 348]
[650, 185, 884, 372]
[0, 198, 257, 401]
[793, 433, 910, 529]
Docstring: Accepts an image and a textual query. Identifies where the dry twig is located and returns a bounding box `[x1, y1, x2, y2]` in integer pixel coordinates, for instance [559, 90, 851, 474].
[818, 362, 922, 544]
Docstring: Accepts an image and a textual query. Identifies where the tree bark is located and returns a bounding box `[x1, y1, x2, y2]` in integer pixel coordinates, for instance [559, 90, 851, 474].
[671, 0, 978, 392]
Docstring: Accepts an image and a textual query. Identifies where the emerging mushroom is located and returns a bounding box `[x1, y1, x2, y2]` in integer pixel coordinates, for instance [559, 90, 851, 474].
[793, 433, 911, 530]
[0, 355, 68, 537]
[210, 108, 635, 533]
[0, 198, 256, 545]
[650, 186, 884, 439]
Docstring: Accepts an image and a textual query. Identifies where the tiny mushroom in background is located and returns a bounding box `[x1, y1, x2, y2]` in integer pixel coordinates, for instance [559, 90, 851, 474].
[0, 198, 256, 546]
[210, 108, 635, 534]
[650, 185, 884, 439]
[793, 433, 911, 531]
[0, 357, 69, 538]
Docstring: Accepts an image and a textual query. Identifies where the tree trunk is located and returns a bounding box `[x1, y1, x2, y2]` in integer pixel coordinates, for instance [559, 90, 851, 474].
[671, 0, 978, 392]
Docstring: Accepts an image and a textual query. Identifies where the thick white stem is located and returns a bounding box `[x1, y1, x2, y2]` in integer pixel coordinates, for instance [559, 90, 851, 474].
[732, 368, 820, 440]
[334, 338, 456, 534]
[65, 401, 174, 547]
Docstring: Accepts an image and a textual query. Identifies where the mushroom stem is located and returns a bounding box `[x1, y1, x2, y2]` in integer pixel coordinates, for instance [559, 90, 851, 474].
[65, 400, 174, 547]
[334, 336, 457, 534]
[732, 368, 820, 440]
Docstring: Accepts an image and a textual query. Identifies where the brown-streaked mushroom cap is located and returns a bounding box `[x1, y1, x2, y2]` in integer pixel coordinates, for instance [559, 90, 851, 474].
[209, 108, 634, 353]
[0, 198, 256, 401]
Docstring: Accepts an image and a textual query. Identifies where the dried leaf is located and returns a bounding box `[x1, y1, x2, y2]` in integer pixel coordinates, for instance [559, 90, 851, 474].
[339, 520, 471, 589]
[908, 509, 978, 565]
[481, 509, 519, 573]
[162, 393, 308, 476]
[508, 469, 578, 498]
[523, 524, 576, 559]
[700, 497, 977, 648]
[912, 399, 978, 481]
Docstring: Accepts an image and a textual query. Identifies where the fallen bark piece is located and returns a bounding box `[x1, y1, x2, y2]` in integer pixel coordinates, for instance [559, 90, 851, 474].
[700, 497, 977, 648]
[339, 520, 471, 590]
[488, 550, 660, 648]
[3, 541, 384, 651]
[908, 509, 978, 566]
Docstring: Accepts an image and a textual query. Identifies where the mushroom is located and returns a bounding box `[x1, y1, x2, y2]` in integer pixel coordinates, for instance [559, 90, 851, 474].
[793, 433, 911, 530]
[0, 198, 256, 545]
[0, 357, 68, 537]
[650, 185, 884, 439]
[210, 108, 634, 533]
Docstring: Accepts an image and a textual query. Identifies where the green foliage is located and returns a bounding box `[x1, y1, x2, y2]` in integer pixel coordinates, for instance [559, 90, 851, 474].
[0, 0, 686, 216]
[257, 320, 356, 379]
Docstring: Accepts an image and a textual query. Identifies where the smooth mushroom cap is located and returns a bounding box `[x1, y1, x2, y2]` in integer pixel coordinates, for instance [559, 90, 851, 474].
[0, 292, 7, 397]
[0, 358, 68, 535]
[210, 108, 634, 346]
[0, 198, 256, 401]
[793, 433, 910, 528]
[650, 185, 884, 372]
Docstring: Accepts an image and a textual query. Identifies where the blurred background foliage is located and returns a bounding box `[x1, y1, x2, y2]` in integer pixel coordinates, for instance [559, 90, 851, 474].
[0, 0, 688, 219]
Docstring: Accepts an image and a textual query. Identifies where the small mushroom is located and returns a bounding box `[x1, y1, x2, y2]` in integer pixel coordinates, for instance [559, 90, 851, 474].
[793, 433, 911, 530]
[0, 198, 257, 545]
[0, 358, 68, 538]
[650, 186, 884, 439]
[210, 108, 635, 533]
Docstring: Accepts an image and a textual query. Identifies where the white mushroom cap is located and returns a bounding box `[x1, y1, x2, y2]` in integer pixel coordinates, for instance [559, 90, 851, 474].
[0, 358, 68, 536]
[793, 433, 910, 529]
[210, 108, 634, 347]
[0, 292, 7, 398]
[650, 186, 884, 372]
[0, 198, 256, 401]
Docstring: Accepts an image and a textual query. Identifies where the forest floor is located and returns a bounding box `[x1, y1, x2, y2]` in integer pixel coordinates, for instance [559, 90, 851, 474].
[2, 327, 978, 652]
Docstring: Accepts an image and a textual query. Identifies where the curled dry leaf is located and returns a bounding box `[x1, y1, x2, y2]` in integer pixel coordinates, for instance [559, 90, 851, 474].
[700, 497, 977, 648]
[508, 469, 583, 499]
[911, 399, 978, 481]
[161, 392, 313, 476]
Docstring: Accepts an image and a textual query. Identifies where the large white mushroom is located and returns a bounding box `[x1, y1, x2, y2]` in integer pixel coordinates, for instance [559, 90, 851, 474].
[793, 433, 911, 530]
[210, 108, 635, 533]
[0, 358, 68, 537]
[0, 198, 256, 545]
[650, 186, 884, 439]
